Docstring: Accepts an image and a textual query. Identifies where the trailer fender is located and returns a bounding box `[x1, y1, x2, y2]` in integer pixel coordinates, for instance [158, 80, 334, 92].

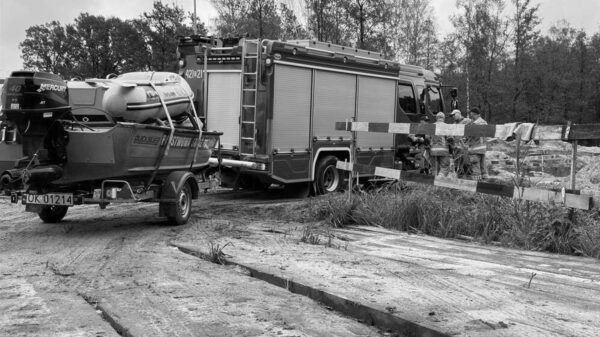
[158, 171, 199, 203]
[158, 171, 199, 221]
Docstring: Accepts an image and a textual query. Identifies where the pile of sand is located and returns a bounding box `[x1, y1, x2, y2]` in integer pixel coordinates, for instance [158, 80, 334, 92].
[485, 140, 600, 194]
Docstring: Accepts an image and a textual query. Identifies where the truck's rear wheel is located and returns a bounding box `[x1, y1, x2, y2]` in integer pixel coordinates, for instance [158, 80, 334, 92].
[165, 182, 192, 226]
[314, 155, 343, 195]
[38, 205, 68, 223]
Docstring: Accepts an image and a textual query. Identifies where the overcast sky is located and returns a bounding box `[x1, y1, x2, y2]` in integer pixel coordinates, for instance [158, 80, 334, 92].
[1, 0, 600, 79]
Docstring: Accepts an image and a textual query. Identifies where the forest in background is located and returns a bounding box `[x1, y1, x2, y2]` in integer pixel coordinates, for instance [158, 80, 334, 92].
[18, 0, 600, 125]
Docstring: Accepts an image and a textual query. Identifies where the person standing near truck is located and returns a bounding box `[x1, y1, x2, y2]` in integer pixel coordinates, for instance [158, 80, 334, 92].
[410, 115, 431, 174]
[450, 109, 471, 125]
[467, 107, 488, 180]
[449, 109, 471, 178]
[430, 112, 452, 177]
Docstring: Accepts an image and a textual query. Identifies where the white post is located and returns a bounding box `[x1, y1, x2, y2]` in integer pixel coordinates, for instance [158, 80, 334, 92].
[346, 159, 352, 201]
[193, 0, 197, 34]
[570, 141, 577, 190]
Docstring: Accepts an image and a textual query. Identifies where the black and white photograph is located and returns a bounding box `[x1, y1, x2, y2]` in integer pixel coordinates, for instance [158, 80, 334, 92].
[1, 0, 600, 336]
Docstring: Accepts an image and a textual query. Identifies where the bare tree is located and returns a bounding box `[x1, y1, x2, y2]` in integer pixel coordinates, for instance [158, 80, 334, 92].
[511, 0, 540, 120]
[212, 0, 281, 39]
[386, 0, 439, 68]
[452, 0, 510, 121]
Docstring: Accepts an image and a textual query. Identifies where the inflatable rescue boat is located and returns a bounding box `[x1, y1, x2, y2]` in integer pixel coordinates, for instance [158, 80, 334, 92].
[68, 72, 194, 124]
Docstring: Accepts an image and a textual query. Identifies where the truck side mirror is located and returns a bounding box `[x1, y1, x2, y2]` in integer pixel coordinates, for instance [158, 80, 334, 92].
[450, 87, 458, 98]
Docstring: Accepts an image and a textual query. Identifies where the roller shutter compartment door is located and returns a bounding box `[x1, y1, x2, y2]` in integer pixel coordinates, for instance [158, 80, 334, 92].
[206, 72, 241, 150]
[272, 65, 312, 151]
[356, 76, 395, 149]
[313, 71, 356, 140]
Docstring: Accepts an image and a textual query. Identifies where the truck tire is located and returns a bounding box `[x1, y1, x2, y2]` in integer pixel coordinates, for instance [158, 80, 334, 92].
[164, 182, 193, 226]
[38, 205, 68, 223]
[314, 155, 343, 195]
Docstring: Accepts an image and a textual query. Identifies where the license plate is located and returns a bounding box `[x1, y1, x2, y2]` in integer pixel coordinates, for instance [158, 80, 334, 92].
[24, 193, 74, 206]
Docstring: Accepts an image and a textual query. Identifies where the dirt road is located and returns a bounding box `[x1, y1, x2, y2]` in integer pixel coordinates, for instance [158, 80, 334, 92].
[171, 192, 600, 337]
[2, 189, 599, 336]
[0, 192, 381, 337]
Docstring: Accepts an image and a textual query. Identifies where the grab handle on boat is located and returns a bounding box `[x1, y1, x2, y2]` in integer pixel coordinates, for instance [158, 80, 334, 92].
[186, 92, 203, 171]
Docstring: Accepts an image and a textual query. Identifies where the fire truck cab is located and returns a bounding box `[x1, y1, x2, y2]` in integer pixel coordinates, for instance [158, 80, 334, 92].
[177, 36, 445, 194]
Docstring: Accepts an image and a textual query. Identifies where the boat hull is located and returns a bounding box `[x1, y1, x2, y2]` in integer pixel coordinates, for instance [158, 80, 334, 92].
[0, 123, 219, 188]
[23, 123, 217, 186]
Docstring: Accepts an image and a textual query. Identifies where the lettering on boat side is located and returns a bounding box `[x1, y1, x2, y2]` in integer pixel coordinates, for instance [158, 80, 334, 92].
[161, 135, 198, 148]
[133, 135, 161, 146]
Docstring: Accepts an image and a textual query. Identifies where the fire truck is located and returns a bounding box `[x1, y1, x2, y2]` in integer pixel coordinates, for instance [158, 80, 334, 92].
[177, 36, 446, 194]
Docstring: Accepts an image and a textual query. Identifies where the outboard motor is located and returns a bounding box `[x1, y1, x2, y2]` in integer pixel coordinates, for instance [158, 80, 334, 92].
[0, 71, 71, 189]
[1, 71, 71, 165]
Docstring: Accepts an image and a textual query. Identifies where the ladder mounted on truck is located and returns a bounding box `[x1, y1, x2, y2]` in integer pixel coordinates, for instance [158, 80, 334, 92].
[240, 39, 260, 156]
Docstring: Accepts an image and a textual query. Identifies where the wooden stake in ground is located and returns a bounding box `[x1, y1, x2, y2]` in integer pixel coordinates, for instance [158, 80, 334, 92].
[570, 141, 578, 190]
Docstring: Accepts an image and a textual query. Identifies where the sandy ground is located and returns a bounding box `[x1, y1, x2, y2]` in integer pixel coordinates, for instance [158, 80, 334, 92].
[1, 188, 599, 337]
[0, 194, 381, 337]
[485, 140, 600, 195]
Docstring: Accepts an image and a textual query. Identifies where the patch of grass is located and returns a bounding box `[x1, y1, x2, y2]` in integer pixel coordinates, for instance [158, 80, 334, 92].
[297, 223, 349, 250]
[307, 183, 600, 259]
[207, 241, 232, 265]
[299, 225, 322, 245]
[299, 224, 341, 246]
[303, 193, 362, 228]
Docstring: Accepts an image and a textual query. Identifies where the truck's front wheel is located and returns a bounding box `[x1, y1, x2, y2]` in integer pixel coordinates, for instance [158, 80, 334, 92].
[38, 205, 68, 223]
[314, 155, 343, 195]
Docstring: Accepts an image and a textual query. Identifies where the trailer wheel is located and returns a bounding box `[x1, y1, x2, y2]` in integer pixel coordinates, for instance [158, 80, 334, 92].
[165, 182, 193, 226]
[314, 155, 343, 195]
[38, 206, 68, 223]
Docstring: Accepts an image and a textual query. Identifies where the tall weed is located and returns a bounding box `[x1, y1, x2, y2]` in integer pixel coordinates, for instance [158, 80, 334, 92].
[306, 183, 600, 259]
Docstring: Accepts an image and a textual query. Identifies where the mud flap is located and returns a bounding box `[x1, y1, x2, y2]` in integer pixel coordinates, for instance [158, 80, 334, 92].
[159, 203, 176, 217]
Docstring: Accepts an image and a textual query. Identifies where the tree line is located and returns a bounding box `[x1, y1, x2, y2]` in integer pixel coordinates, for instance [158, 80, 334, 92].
[19, 0, 600, 124]
[19, 2, 206, 78]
